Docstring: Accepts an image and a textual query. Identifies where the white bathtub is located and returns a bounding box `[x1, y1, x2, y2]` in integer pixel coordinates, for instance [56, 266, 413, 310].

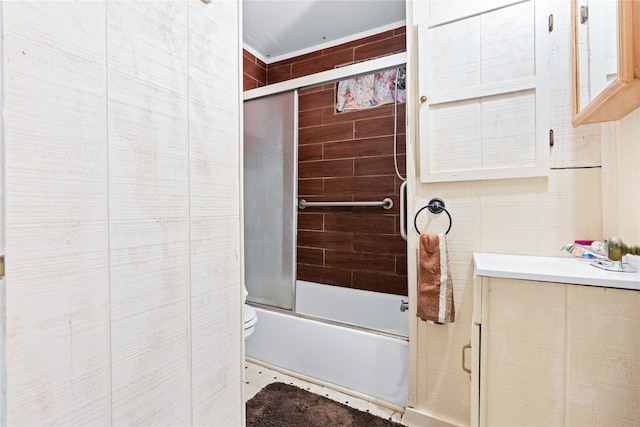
[245, 281, 409, 407]
[295, 280, 409, 336]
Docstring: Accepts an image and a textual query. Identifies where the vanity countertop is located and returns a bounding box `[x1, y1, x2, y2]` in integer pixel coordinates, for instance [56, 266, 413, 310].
[473, 253, 640, 291]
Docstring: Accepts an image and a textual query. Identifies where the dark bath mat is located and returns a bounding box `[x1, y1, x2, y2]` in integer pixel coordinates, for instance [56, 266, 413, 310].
[246, 382, 404, 427]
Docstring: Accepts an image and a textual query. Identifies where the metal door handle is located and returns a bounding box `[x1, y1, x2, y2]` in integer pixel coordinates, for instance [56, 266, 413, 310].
[462, 342, 471, 379]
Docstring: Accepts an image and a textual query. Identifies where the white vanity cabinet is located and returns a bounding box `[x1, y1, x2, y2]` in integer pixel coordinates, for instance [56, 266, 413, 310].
[472, 254, 640, 427]
[563, 284, 639, 426]
[476, 278, 566, 427]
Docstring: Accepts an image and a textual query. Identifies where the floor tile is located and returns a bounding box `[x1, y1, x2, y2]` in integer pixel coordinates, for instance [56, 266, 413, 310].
[244, 360, 405, 425]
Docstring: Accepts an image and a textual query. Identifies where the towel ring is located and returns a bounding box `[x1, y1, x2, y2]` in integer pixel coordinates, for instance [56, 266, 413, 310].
[414, 198, 452, 235]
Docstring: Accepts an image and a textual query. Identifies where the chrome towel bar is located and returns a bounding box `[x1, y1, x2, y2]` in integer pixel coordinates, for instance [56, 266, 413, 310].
[298, 198, 393, 210]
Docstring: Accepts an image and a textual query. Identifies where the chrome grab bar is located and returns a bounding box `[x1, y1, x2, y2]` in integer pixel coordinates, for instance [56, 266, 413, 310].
[298, 198, 393, 210]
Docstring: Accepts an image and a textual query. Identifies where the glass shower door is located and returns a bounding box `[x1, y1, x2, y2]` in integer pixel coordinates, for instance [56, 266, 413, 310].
[243, 91, 297, 310]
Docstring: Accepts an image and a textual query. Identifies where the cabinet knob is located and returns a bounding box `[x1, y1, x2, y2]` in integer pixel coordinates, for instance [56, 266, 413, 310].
[420, 95, 428, 103]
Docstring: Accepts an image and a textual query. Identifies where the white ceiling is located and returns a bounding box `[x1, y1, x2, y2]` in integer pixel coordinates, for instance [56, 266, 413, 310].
[243, 0, 406, 63]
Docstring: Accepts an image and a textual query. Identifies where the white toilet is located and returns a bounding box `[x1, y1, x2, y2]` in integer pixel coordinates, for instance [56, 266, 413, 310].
[243, 286, 258, 338]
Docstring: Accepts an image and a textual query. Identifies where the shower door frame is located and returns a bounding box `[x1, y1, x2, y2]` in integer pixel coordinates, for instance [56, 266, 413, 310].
[243, 91, 299, 310]
[243, 52, 407, 312]
[243, 53, 406, 102]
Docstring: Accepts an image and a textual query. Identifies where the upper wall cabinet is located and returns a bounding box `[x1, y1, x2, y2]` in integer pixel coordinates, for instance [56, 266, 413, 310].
[572, 0, 640, 126]
[418, 0, 549, 183]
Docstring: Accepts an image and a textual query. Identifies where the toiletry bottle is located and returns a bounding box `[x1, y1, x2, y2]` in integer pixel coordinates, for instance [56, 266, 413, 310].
[590, 241, 607, 255]
[567, 245, 597, 259]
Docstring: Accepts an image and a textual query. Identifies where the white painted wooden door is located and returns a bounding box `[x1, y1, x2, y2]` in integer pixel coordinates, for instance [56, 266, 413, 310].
[418, 0, 550, 183]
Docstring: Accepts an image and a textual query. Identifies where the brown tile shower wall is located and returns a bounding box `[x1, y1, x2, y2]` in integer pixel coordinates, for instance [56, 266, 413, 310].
[243, 50, 267, 90]
[296, 85, 407, 296]
[243, 27, 407, 296]
[266, 27, 406, 84]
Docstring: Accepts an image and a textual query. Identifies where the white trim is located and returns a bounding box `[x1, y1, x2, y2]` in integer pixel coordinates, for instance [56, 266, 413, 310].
[428, 78, 536, 105]
[534, 0, 550, 174]
[238, 1, 247, 426]
[243, 52, 407, 100]
[402, 407, 460, 427]
[405, 0, 420, 410]
[241, 43, 264, 65]
[244, 20, 406, 65]
[0, 1, 6, 423]
[420, 166, 549, 184]
[427, 0, 528, 28]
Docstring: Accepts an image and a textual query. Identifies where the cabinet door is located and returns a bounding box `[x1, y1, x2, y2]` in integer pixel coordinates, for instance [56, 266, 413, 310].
[479, 278, 566, 427]
[565, 286, 640, 427]
[418, 0, 549, 183]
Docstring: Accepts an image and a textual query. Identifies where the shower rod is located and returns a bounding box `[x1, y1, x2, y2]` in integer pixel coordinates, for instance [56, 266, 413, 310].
[298, 198, 393, 210]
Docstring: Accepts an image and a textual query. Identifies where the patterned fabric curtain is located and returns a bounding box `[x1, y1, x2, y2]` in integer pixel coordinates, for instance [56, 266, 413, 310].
[336, 67, 406, 112]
